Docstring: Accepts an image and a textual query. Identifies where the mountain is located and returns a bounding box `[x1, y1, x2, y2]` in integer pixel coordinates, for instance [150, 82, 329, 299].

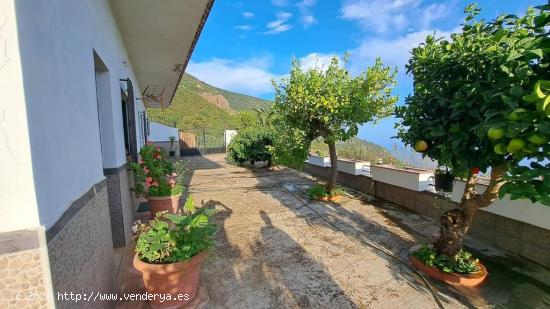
[180, 73, 272, 111]
[310, 137, 402, 165]
[147, 73, 271, 131]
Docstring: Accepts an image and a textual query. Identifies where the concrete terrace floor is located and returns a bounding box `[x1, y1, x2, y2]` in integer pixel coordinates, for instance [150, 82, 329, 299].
[116, 154, 550, 309]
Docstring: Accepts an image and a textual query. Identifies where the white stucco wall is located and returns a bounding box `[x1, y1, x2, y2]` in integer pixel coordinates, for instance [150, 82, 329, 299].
[371, 165, 434, 192]
[149, 122, 178, 142]
[12, 0, 146, 229]
[451, 180, 550, 230]
[0, 0, 40, 232]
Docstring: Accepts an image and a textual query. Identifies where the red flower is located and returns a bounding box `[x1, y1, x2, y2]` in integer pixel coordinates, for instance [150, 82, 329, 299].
[471, 167, 480, 175]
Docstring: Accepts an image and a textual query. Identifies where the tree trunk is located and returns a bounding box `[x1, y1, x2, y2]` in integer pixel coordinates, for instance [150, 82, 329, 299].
[326, 140, 338, 192]
[434, 165, 507, 257]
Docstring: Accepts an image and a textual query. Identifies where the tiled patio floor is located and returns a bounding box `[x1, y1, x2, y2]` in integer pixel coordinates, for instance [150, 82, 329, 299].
[116, 154, 550, 308]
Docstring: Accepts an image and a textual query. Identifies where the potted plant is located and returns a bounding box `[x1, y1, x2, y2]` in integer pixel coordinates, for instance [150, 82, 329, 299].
[134, 196, 217, 308]
[434, 167, 454, 193]
[307, 183, 345, 201]
[396, 5, 549, 287]
[130, 141, 187, 215]
[169, 136, 176, 157]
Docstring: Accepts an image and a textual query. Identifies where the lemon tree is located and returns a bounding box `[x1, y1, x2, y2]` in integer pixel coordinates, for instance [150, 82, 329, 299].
[273, 55, 398, 191]
[396, 4, 550, 257]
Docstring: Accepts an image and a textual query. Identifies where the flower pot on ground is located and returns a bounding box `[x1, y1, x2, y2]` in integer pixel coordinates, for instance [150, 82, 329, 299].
[146, 194, 182, 215]
[169, 136, 177, 157]
[307, 183, 344, 201]
[134, 197, 216, 309]
[130, 142, 188, 216]
[409, 245, 487, 287]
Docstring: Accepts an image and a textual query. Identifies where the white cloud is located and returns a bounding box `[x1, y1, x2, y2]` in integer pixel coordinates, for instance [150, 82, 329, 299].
[302, 15, 316, 27]
[235, 25, 252, 31]
[299, 53, 340, 70]
[340, 0, 450, 34]
[349, 29, 455, 75]
[242, 11, 254, 19]
[187, 58, 281, 96]
[298, 0, 317, 28]
[265, 12, 293, 34]
[420, 3, 449, 30]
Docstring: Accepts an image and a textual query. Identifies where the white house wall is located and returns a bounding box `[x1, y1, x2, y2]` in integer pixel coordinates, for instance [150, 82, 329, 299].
[149, 121, 179, 142]
[0, 0, 40, 232]
[13, 0, 146, 229]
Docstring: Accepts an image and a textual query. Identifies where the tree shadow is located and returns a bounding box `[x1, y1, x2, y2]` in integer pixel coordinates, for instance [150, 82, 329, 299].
[201, 199, 358, 308]
[251, 165, 482, 308]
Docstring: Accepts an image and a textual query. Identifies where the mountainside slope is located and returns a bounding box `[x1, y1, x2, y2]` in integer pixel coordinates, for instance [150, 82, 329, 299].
[310, 137, 402, 165]
[147, 86, 237, 131]
[181, 73, 272, 111]
[147, 73, 273, 131]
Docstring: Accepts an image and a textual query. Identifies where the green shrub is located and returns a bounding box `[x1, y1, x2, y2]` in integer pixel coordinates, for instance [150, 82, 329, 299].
[413, 244, 480, 274]
[135, 196, 217, 264]
[307, 184, 345, 199]
[227, 127, 275, 166]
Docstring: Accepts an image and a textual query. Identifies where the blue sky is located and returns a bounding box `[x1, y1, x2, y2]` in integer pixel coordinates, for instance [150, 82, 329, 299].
[188, 0, 539, 151]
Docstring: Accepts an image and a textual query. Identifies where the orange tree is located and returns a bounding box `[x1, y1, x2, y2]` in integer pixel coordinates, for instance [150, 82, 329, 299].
[272, 55, 398, 192]
[396, 4, 550, 257]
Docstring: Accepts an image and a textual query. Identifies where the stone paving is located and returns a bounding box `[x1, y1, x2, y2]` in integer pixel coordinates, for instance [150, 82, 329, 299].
[116, 154, 550, 309]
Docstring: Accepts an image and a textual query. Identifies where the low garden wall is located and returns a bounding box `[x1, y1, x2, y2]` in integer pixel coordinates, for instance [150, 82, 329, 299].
[304, 162, 550, 268]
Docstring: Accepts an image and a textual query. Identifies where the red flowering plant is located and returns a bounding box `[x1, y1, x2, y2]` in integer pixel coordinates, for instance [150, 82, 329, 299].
[130, 141, 187, 197]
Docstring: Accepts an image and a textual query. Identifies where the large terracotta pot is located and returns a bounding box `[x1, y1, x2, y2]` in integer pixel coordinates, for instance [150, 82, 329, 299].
[133, 251, 207, 309]
[146, 195, 181, 216]
[410, 254, 488, 287]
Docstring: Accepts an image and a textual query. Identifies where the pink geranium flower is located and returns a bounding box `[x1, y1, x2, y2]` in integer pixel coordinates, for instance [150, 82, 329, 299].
[143, 167, 149, 174]
[151, 181, 159, 187]
[172, 172, 177, 177]
[145, 177, 153, 184]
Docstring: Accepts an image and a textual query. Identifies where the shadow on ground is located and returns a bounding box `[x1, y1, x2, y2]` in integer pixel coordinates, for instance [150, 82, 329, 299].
[203, 199, 358, 308]
[182, 154, 550, 308]
[251, 162, 550, 308]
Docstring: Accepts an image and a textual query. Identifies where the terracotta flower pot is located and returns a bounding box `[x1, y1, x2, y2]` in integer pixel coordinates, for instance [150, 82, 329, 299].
[146, 195, 181, 216]
[317, 195, 341, 202]
[133, 251, 207, 309]
[409, 254, 488, 287]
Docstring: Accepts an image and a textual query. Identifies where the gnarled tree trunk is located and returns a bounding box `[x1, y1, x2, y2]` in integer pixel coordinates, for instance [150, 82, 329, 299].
[434, 164, 507, 257]
[326, 140, 338, 192]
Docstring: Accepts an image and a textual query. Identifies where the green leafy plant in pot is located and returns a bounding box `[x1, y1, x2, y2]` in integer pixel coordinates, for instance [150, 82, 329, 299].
[130, 141, 187, 215]
[396, 4, 550, 286]
[307, 183, 345, 201]
[134, 196, 217, 308]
